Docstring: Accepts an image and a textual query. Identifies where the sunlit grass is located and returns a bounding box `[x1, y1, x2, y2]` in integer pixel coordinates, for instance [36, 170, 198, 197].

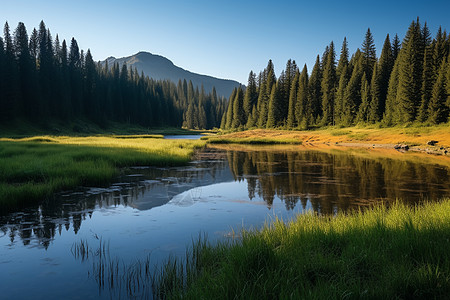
[154, 199, 450, 299]
[214, 124, 450, 147]
[203, 136, 302, 145]
[0, 136, 206, 210]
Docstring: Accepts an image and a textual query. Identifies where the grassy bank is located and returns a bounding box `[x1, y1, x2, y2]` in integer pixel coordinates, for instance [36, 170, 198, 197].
[213, 124, 450, 147]
[0, 136, 206, 210]
[154, 199, 450, 299]
[203, 136, 302, 145]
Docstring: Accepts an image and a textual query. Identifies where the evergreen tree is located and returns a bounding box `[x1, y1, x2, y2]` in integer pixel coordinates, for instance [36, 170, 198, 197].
[368, 62, 381, 122]
[286, 70, 300, 128]
[29, 28, 38, 61]
[14, 22, 36, 119]
[243, 71, 257, 118]
[295, 65, 310, 128]
[232, 86, 245, 129]
[377, 34, 394, 115]
[356, 73, 370, 123]
[224, 88, 236, 129]
[321, 41, 337, 125]
[432, 26, 447, 74]
[266, 84, 279, 128]
[2, 22, 19, 120]
[395, 19, 424, 122]
[335, 64, 350, 125]
[383, 59, 400, 125]
[427, 59, 448, 124]
[336, 37, 349, 80]
[418, 46, 434, 122]
[309, 55, 322, 122]
[361, 28, 377, 81]
[392, 34, 401, 62]
[342, 52, 364, 125]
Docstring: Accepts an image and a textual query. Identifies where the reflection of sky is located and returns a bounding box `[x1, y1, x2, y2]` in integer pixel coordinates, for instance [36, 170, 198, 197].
[0, 179, 304, 299]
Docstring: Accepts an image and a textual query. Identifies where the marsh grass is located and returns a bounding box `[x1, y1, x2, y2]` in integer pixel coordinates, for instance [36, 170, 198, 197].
[154, 199, 450, 299]
[0, 136, 205, 210]
[72, 238, 153, 299]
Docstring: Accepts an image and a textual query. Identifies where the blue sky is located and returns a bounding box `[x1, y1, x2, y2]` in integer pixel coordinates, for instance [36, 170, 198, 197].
[2, 0, 450, 84]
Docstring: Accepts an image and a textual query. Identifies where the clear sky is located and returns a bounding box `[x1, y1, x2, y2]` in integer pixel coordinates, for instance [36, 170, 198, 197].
[2, 0, 450, 84]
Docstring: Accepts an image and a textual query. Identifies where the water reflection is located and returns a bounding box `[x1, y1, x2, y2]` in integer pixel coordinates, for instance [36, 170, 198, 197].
[223, 146, 450, 214]
[1, 146, 449, 250]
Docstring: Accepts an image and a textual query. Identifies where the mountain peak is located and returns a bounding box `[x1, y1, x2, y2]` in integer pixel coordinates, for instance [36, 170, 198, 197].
[102, 52, 240, 97]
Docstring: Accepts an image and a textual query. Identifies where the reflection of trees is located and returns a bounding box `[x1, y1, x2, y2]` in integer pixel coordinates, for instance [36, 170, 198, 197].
[0, 152, 229, 249]
[226, 148, 450, 214]
[2, 147, 449, 248]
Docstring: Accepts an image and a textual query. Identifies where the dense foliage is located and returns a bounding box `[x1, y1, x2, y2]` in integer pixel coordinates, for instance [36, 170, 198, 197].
[0, 21, 226, 130]
[222, 18, 450, 130]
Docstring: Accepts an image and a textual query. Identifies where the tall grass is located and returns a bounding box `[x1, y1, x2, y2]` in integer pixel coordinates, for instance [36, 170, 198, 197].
[72, 238, 153, 299]
[0, 136, 206, 210]
[154, 199, 450, 299]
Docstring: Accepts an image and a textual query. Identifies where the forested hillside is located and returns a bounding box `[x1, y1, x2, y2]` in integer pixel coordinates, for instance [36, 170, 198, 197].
[104, 52, 241, 98]
[0, 21, 226, 130]
[222, 19, 450, 130]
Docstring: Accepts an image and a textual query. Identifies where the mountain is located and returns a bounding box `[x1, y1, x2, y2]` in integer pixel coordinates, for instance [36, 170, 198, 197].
[103, 52, 241, 97]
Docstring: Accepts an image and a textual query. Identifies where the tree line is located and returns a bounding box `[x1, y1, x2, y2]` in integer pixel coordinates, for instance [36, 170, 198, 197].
[0, 21, 226, 130]
[222, 18, 450, 130]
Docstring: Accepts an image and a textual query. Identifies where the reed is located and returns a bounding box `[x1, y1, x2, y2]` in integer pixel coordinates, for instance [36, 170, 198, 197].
[153, 199, 450, 299]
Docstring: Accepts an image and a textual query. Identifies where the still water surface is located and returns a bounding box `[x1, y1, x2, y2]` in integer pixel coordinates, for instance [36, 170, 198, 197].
[1, 144, 449, 299]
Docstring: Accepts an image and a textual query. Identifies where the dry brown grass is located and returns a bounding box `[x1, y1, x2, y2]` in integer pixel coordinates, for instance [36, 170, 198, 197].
[217, 126, 450, 147]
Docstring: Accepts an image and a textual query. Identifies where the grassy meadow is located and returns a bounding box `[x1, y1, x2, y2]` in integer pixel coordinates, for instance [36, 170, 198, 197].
[0, 136, 206, 210]
[154, 199, 450, 299]
[212, 124, 450, 147]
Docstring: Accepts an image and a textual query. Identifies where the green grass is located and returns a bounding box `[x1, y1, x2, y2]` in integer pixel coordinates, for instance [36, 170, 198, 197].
[203, 137, 302, 145]
[154, 199, 450, 299]
[0, 136, 206, 210]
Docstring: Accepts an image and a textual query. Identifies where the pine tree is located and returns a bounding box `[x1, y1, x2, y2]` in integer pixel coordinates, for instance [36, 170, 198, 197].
[356, 73, 370, 123]
[309, 55, 322, 123]
[336, 37, 349, 81]
[231, 86, 245, 129]
[256, 81, 269, 128]
[377, 34, 394, 115]
[0, 37, 5, 122]
[334, 64, 349, 125]
[392, 34, 401, 62]
[418, 46, 434, 122]
[14, 22, 37, 119]
[342, 52, 364, 125]
[2, 22, 19, 120]
[295, 65, 309, 128]
[432, 27, 447, 74]
[243, 71, 257, 118]
[224, 88, 236, 129]
[266, 84, 278, 128]
[368, 62, 381, 122]
[362, 28, 377, 82]
[286, 70, 300, 128]
[383, 59, 400, 125]
[427, 59, 448, 124]
[321, 42, 337, 125]
[395, 19, 424, 122]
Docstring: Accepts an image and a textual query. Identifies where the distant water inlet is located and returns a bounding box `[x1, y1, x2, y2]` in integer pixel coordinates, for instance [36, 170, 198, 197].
[1, 145, 449, 299]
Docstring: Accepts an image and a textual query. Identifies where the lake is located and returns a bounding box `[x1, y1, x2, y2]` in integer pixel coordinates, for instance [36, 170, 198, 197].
[1, 144, 449, 299]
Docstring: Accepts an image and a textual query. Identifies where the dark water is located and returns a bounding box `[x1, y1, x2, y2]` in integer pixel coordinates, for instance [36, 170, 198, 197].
[1, 146, 449, 299]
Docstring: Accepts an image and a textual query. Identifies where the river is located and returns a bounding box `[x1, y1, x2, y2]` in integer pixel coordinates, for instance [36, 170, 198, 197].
[1, 143, 449, 299]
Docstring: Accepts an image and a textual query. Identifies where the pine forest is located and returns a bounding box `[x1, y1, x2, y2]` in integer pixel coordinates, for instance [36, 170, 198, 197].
[0, 21, 226, 130]
[222, 19, 450, 130]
